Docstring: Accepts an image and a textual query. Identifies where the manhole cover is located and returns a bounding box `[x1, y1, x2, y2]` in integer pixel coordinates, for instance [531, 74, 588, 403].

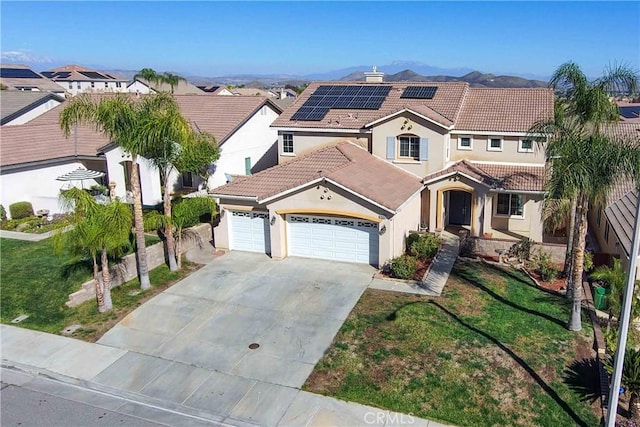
[248, 343, 260, 350]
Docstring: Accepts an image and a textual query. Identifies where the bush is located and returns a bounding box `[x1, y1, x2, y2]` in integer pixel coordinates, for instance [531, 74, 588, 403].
[9, 201, 34, 219]
[508, 238, 534, 261]
[0, 205, 6, 221]
[583, 251, 594, 273]
[530, 250, 558, 282]
[390, 255, 418, 280]
[408, 232, 440, 259]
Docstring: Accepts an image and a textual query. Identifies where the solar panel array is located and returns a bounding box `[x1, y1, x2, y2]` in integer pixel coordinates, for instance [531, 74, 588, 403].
[620, 106, 640, 120]
[42, 71, 72, 79]
[0, 68, 43, 79]
[400, 86, 438, 99]
[291, 85, 392, 121]
[79, 71, 109, 80]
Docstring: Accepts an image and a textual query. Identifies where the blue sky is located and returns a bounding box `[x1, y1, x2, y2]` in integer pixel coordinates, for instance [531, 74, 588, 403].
[1, 1, 638, 78]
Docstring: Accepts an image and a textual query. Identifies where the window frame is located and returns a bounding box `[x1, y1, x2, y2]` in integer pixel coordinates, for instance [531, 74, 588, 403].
[457, 135, 473, 151]
[487, 136, 503, 152]
[397, 135, 420, 159]
[282, 133, 294, 155]
[518, 138, 534, 153]
[495, 193, 525, 218]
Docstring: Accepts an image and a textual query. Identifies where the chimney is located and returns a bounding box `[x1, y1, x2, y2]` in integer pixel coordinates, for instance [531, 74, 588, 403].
[364, 65, 384, 83]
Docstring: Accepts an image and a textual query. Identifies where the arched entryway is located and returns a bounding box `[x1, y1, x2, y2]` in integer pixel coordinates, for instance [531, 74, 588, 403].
[448, 190, 471, 226]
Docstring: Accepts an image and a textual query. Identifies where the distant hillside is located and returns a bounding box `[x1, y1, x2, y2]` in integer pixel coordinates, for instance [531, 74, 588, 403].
[340, 69, 548, 88]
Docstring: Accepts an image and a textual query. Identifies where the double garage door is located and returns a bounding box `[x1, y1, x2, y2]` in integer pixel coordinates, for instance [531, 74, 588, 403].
[229, 211, 379, 265]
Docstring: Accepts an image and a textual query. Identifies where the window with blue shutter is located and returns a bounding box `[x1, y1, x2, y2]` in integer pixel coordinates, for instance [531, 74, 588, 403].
[386, 136, 396, 159]
[419, 137, 429, 161]
[245, 157, 252, 175]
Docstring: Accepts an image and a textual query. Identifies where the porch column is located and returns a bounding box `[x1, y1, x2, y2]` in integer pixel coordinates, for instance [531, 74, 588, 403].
[482, 193, 493, 237]
[429, 189, 438, 232]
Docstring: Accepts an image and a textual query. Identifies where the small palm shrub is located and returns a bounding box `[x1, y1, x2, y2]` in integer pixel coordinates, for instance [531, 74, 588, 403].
[605, 347, 640, 420]
[508, 238, 534, 261]
[408, 232, 440, 260]
[390, 255, 418, 280]
[530, 250, 558, 282]
[9, 201, 34, 219]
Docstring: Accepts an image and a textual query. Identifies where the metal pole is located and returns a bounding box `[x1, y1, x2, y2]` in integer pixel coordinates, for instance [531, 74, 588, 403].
[606, 189, 640, 426]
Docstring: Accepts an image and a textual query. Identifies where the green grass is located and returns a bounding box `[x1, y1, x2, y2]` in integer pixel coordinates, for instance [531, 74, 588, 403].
[305, 261, 599, 427]
[0, 235, 188, 340]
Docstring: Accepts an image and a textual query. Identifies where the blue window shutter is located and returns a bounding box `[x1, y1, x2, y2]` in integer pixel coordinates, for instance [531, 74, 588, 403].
[419, 137, 429, 161]
[245, 157, 251, 175]
[386, 137, 396, 159]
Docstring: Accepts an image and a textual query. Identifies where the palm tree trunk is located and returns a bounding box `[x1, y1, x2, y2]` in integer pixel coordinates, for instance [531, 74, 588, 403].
[565, 199, 581, 299]
[100, 248, 113, 312]
[163, 170, 178, 272]
[631, 392, 640, 420]
[568, 195, 589, 331]
[131, 155, 151, 290]
[92, 254, 105, 312]
[564, 196, 578, 276]
[176, 230, 182, 270]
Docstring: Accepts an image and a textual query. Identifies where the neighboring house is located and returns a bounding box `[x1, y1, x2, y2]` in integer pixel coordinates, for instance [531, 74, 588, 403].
[605, 189, 640, 281]
[210, 69, 554, 267]
[268, 88, 297, 99]
[42, 65, 129, 96]
[101, 95, 282, 205]
[0, 64, 67, 94]
[228, 87, 272, 97]
[127, 78, 205, 95]
[618, 102, 640, 122]
[196, 85, 234, 95]
[1, 91, 65, 125]
[0, 121, 108, 217]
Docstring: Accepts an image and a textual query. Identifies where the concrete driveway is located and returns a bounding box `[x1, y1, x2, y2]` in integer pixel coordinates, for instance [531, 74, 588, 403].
[98, 251, 375, 388]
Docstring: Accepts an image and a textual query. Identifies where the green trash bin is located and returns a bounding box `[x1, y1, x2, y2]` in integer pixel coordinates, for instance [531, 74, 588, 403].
[593, 286, 609, 311]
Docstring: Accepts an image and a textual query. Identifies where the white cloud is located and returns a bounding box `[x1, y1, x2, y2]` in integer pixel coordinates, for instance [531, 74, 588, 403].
[1, 50, 53, 63]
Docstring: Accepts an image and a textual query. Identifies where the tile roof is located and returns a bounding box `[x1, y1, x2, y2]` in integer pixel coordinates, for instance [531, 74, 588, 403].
[0, 123, 108, 168]
[271, 81, 468, 130]
[605, 189, 639, 258]
[423, 160, 545, 192]
[272, 81, 554, 133]
[455, 88, 554, 132]
[45, 64, 127, 82]
[212, 142, 423, 212]
[0, 63, 66, 93]
[130, 78, 205, 95]
[1, 91, 64, 124]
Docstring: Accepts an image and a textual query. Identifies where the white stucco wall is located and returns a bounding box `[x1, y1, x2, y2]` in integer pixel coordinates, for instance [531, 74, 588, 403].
[0, 162, 103, 218]
[104, 147, 162, 206]
[60, 81, 128, 96]
[4, 98, 63, 126]
[127, 81, 153, 94]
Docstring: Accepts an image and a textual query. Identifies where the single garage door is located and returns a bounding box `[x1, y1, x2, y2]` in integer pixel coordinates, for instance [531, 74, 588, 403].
[230, 210, 271, 254]
[287, 214, 379, 265]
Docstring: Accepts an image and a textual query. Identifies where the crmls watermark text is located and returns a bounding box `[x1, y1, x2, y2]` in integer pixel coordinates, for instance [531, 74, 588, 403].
[364, 411, 415, 425]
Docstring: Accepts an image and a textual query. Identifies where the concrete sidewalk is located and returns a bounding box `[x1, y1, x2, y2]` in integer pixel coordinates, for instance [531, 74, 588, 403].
[1, 325, 448, 427]
[420, 230, 459, 296]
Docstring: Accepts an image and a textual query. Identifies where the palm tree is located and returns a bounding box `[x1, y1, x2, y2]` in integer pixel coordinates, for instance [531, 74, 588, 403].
[59, 93, 177, 289]
[161, 72, 186, 94]
[531, 62, 639, 331]
[134, 68, 162, 92]
[54, 188, 131, 312]
[606, 347, 640, 420]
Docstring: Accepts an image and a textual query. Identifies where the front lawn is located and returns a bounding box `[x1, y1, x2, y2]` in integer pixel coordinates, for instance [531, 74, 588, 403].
[305, 260, 600, 427]
[0, 234, 190, 341]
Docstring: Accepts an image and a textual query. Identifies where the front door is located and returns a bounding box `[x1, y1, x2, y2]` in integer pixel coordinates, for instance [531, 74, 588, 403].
[449, 190, 471, 226]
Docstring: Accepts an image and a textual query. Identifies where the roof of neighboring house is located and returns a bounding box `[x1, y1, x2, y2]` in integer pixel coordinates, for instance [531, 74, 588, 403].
[173, 95, 283, 144]
[605, 189, 639, 258]
[0, 64, 66, 93]
[196, 85, 223, 94]
[618, 102, 640, 122]
[211, 141, 423, 212]
[1, 91, 65, 125]
[272, 81, 554, 133]
[0, 122, 108, 169]
[42, 64, 127, 82]
[127, 78, 205, 95]
[423, 160, 545, 192]
[229, 88, 272, 97]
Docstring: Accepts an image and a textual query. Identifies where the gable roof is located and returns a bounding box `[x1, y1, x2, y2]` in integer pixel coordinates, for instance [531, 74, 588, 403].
[1, 91, 65, 125]
[0, 64, 66, 93]
[43, 64, 127, 82]
[423, 160, 545, 192]
[605, 189, 639, 258]
[127, 77, 204, 95]
[211, 142, 423, 212]
[272, 81, 554, 133]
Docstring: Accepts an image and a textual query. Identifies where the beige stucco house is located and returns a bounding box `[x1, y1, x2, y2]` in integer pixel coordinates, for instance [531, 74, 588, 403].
[211, 71, 554, 267]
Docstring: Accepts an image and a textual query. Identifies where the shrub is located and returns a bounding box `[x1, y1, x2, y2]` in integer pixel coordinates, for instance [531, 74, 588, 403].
[408, 233, 440, 259]
[9, 201, 34, 219]
[508, 238, 534, 261]
[0, 205, 6, 221]
[390, 255, 418, 280]
[530, 250, 558, 282]
[583, 251, 594, 273]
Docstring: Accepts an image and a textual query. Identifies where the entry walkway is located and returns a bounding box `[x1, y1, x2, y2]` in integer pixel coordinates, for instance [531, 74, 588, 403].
[421, 230, 459, 295]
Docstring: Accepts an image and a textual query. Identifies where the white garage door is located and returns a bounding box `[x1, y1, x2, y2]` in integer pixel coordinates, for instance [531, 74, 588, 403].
[287, 214, 379, 265]
[230, 211, 271, 254]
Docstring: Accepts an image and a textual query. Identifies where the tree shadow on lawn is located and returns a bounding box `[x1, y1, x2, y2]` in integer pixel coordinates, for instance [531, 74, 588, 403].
[483, 262, 565, 298]
[563, 358, 602, 404]
[455, 266, 567, 329]
[385, 300, 591, 427]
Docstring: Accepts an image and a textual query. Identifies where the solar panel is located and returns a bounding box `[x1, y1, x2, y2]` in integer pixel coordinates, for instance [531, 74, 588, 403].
[290, 85, 392, 121]
[79, 71, 108, 80]
[41, 71, 56, 78]
[620, 106, 640, 119]
[401, 86, 438, 99]
[0, 67, 43, 79]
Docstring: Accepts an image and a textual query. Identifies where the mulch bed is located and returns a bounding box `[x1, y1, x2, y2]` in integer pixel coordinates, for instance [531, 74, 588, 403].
[377, 257, 434, 282]
[527, 269, 568, 293]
